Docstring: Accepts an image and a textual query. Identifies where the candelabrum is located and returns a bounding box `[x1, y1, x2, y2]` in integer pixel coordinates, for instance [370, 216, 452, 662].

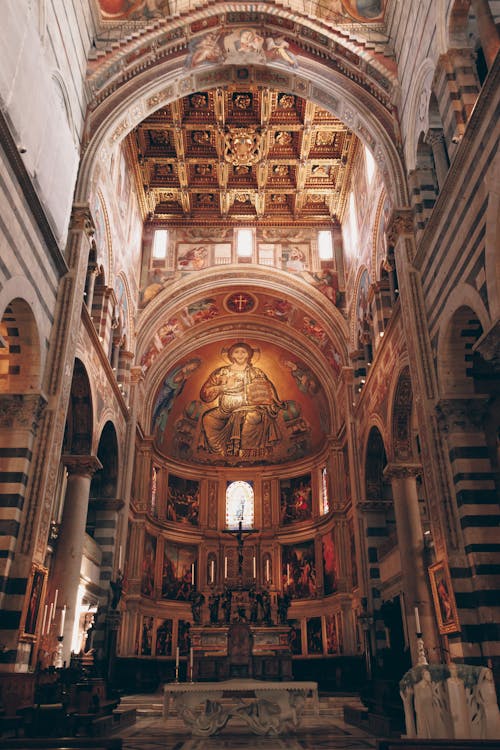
[54, 636, 64, 669]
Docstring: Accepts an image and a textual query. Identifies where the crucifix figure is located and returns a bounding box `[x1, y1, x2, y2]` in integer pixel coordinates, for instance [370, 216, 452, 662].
[224, 521, 259, 577]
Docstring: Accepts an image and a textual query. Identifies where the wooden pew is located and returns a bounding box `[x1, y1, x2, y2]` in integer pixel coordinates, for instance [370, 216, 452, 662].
[0, 738, 122, 749]
[377, 739, 500, 750]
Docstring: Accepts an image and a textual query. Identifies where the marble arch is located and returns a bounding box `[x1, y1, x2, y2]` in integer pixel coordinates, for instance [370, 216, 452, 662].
[77, 28, 407, 211]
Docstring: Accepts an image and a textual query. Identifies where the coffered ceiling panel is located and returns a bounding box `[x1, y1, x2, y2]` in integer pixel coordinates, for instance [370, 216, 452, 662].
[128, 86, 359, 226]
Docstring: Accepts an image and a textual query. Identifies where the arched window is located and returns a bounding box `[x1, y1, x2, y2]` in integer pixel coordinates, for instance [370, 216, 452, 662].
[226, 481, 254, 529]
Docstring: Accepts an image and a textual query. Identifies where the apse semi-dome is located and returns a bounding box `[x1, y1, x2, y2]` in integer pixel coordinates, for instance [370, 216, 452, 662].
[151, 339, 330, 466]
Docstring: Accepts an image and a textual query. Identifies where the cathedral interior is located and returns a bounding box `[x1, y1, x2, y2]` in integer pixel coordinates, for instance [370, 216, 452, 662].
[0, 0, 499, 746]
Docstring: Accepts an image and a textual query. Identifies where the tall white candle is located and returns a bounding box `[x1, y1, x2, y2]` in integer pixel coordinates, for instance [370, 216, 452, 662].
[52, 589, 58, 620]
[118, 545, 123, 571]
[414, 606, 421, 633]
[287, 564, 290, 584]
[210, 559, 215, 584]
[59, 605, 66, 637]
[224, 556, 228, 578]
[265, 558, 270, 583]
[191, 562, 195, 585]
[175, 646, 180, 669]
[190, 647, 193, 668]
[41, 604, 48, 636]
[47, 602, 54, 630]
[253, 555, 256, 579]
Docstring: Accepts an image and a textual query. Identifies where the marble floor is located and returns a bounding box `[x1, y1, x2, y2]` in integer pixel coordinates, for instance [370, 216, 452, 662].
[117, 698, 378, 750]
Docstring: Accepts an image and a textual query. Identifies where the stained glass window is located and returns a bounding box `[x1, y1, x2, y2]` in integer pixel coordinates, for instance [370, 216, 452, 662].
[226, 480, 254, 529]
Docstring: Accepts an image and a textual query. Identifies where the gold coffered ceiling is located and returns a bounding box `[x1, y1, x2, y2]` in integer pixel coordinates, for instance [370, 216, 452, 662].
[128, 86, 359, 225]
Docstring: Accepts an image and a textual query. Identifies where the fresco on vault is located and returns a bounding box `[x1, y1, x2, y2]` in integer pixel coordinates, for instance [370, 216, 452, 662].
[152, 341, 329, 466]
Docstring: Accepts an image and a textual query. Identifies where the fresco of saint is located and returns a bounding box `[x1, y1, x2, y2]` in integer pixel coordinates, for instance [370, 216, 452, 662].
[199, 342, 285, 459]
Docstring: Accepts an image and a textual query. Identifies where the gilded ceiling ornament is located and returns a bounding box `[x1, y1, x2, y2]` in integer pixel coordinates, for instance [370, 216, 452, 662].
[224, 127, 264, 166]
[278, 93, 295, 109]
[233, 92, 253, 109]
[275, 131, 293, 146]
[273, 164, 289, 176]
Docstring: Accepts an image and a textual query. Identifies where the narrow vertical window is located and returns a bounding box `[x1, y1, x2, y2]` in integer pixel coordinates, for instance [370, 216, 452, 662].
[365, 145, 375, 184]
[318, 230, 333, 261]
[321, 467, 330, 515]
[226, 480, 254, 529]
[151, 465, 159, 516]
[152, 229, 168, 260]
[236, 228, 253, 258]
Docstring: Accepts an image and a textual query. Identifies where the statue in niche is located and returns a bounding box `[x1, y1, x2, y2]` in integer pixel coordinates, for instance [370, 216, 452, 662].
[199, 342, 285, 459]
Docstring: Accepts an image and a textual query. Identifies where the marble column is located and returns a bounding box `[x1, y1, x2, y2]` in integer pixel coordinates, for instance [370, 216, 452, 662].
[50, 454, 101, 665]
[425, 128, 450, 191]
[383, 462, 438, 664]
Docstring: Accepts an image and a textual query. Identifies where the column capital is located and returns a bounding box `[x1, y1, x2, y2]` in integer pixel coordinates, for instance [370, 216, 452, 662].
[69, 203, 95, 238]
[130, 365, 145, 385]
[425, 127, 446, 147]
[436, 396, 489, 432]
[383, 462, 422, 480]
[62, 454, 102, 477]
[387, 208, 415, 246]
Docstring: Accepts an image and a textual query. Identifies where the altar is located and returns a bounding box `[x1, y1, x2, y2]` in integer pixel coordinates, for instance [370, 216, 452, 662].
[190, 622, 293, 681]
[163, 678, 319, 736]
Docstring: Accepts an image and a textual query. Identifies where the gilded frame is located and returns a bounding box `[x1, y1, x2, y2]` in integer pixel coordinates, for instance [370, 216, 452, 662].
[428, 560, 460, 635]
[21, 563, 47, 639]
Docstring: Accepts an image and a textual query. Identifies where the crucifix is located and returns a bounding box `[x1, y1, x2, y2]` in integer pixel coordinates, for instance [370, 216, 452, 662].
[223, 521, 259, 577]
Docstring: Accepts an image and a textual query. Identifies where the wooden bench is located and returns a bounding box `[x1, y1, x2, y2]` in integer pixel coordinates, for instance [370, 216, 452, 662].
[0, 738, 122, 749]
[377, 740, 500, 750]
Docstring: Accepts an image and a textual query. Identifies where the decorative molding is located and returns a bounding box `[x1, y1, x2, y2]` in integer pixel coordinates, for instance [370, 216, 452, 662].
[383, 462, 421, 480]
[386, 208, 415, 247]
[436, 396, 490, 433]
[0, 393, 47, 432]
[61, 454, 103, 478]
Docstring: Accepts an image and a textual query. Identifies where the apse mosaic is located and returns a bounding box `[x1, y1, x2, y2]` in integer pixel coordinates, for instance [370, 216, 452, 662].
[151, 341, 330, 466]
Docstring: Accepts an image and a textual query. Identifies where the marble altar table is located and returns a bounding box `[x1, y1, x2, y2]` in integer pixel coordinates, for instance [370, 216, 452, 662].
[163, 678, 319, 736]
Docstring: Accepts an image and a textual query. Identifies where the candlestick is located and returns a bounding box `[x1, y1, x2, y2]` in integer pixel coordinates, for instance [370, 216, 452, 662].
[52, 589, 58, 619]
[59, 605, 66, 637]
[414, 606, 421, 634]
[41, 604, 48, 636]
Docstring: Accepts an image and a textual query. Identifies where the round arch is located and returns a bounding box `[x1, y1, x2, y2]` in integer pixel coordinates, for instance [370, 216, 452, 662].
[0, 296, 42, 393]
[77, 56, 408, 212]
[436, 283, 491, 397]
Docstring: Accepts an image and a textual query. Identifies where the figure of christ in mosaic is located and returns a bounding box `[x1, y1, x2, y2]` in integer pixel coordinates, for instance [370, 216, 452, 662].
[199, 343, 285, 459]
